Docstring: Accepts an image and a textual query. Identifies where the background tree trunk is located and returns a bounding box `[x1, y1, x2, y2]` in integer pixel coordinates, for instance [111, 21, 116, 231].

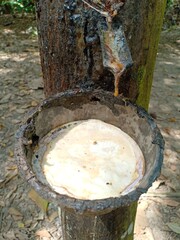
[36, 0, 166, 110]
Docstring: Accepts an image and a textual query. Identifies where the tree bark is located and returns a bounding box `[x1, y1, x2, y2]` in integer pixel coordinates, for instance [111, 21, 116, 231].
[59, 202, 137, 240]
[36, 0, 166, 109]
[34, 1, 166, 239]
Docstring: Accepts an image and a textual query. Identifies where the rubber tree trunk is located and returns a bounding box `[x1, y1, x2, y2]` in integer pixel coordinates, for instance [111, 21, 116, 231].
[36, 0, 166, 110]
[60, 202, 137, 240]
[35, 1, 166, 239]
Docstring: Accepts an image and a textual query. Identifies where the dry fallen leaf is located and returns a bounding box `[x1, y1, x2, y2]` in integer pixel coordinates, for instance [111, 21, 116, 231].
[0, 177, 6, 184]
[151, 180, 165, 190]
[48, 211, 59, 222]
[5, 185, 17, 199]
[8, 150, 14, 158]
[14, 230, 28, 240]
[35, 211, 45, 221]
[11, 119, 21, 124]
[6, 165, 17, 170]
[16, 108, 26, 114]
[170, 164, 177, 171]
[0, 142, 6, 147]
[18, 222, 25, 228]
[28, 189, 49, 213]
[0, 200, 5, 207]
[151, 198, 180, 207]
[30, 222, 38, 231]
[168, 117, 177, 123]
[35, 228, 51, 238]
[9, 207, 22, 216]
[5, 230, 16, 239]
[166, 199, 180, 207]
[163, 127, 171, 135]
[167, 222, 180, 234]
[31, 100, 38, 107]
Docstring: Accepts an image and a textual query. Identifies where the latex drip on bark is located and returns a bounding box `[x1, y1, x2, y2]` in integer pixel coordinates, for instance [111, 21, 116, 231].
[82, 0, 133, 96]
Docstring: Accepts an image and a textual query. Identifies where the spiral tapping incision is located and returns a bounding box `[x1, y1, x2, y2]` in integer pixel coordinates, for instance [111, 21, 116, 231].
[82, 0, 133, 96]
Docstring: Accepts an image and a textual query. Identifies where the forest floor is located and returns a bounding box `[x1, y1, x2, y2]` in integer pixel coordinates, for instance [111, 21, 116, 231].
[0, 15, 179, 240]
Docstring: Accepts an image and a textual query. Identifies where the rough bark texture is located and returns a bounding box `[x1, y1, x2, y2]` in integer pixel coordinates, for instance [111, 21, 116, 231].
[60, 202, 137, 240]
[36, 0, 166, 109]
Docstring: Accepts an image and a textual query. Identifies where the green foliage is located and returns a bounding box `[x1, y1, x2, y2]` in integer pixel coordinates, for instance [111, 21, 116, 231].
[164, 0, 179, 28]
[166, 0, 175, 8]
[166, 0, 179, 10]
[0, 0, 35, 14]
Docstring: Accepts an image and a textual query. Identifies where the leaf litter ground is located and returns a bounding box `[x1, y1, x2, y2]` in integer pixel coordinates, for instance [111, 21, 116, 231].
[0, 15, 179, 240]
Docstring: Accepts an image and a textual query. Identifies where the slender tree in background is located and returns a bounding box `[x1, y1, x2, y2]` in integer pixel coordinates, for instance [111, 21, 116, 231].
[35, 0, 166, 110]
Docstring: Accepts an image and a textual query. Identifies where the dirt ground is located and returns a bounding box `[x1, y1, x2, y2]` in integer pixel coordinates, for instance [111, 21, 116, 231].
[0, 15, 179, 240]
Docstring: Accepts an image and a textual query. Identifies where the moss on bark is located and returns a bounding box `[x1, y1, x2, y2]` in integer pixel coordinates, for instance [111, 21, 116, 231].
[135, 0, 167, 110]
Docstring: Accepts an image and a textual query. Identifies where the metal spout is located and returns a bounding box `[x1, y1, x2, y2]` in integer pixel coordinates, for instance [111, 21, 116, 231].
[83, 0, 133, 96]
[82, 0, 133, 72]
[99, 25, 133, 75]
[98, 24, 133, 96]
